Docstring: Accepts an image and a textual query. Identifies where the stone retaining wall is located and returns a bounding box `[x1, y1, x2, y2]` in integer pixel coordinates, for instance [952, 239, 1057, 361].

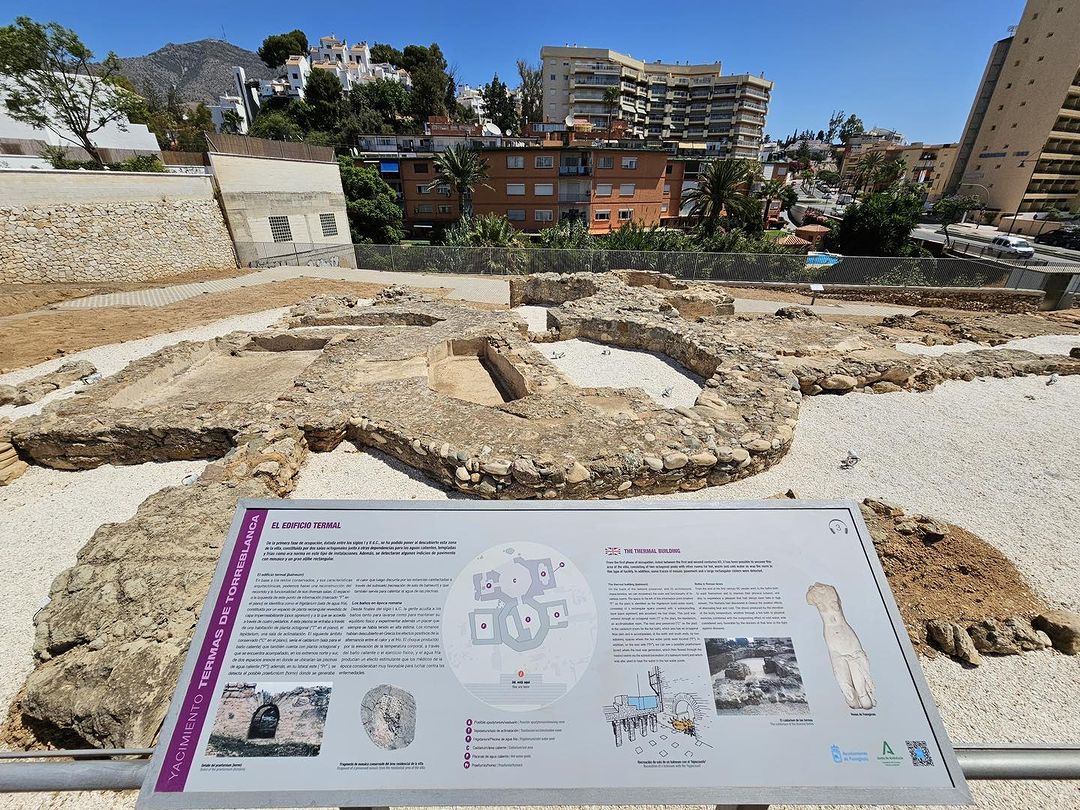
[718, 282, 1044, 313]
[0, 170, 237, 283]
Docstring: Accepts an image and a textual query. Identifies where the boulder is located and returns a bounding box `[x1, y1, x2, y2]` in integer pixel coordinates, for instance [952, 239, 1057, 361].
[724, 662, 752, 680]
[820, 374, 858, 392]
[1033, 610, 1080, 655]
[966, 618, 1051, 655]
[926, 619, 981, 665]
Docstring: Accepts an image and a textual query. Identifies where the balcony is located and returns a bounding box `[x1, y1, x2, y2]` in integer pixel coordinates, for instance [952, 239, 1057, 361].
[558, 191, 592, 202]
[559, 165, 591, 176]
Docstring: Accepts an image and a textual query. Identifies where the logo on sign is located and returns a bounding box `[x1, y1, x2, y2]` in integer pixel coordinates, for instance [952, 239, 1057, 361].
[605, 547, 621, 555]
[830, 745, 843, 763]
[877, 741, 904, 768]
[906, 740, 935, 767]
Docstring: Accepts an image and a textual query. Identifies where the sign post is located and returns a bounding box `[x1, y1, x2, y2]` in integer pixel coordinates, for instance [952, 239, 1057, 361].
[138, 500, 970, 808]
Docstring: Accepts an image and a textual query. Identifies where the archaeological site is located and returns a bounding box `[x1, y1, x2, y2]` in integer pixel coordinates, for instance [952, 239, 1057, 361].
[1, 264, 1079, 810]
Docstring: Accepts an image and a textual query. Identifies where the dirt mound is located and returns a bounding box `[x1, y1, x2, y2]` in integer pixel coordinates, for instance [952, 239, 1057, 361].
[859, 499, 1046, 650]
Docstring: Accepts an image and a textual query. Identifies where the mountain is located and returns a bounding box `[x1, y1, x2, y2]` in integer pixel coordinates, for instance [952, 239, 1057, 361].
[118, 39, 276, 103]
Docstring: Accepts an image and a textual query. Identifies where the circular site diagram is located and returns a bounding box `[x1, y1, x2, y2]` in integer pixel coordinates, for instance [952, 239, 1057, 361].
[441, 542, 598, 711]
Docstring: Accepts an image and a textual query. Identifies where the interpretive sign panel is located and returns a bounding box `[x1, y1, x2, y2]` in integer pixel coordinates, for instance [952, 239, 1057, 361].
[139, 500, 969, 808]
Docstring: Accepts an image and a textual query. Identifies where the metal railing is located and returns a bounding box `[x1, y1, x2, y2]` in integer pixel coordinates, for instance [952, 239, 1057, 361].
[0, 745, 1076, 793]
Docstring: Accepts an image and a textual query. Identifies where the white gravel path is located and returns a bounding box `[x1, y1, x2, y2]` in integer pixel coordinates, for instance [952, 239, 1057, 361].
[0, 307, 290, 420]
[543, 338, 703, 407]
[897, 333, 1080, 357]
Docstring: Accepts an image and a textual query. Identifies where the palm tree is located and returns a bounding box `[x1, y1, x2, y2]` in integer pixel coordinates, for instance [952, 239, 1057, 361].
[758, 178, 789, 228]
[602, 86, 621, 135]
[852, 151, 884, 193]
[682, 159, 759, 235]
[429, 144, 491, 219]
[874, 157, 907, 190]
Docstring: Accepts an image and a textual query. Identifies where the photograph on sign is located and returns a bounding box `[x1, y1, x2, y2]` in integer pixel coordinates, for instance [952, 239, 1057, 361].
[138, 500, 969, 808]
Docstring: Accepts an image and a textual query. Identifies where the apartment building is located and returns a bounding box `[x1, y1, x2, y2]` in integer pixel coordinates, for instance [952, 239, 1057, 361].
[397, 146, 670, 235]
[946, 0, 1080, 217]
[540, 46, 772, 159]
[839, 140, 958, 202]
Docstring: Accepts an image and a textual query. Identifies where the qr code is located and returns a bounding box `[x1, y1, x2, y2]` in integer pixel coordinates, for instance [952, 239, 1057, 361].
[906, 740, 934, 766]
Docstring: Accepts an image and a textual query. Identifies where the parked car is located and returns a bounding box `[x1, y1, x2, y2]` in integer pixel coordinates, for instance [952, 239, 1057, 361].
[837, 193, 854, 206]
[990, 235, 1036, 259]
[1034, 227, 1080, 250]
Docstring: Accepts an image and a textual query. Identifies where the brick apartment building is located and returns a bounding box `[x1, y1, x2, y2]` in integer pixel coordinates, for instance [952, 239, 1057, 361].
[398, 146, 675, 235]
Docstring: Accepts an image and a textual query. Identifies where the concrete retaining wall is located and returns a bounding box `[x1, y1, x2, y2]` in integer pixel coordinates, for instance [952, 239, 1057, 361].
[0, 170, 237, 284]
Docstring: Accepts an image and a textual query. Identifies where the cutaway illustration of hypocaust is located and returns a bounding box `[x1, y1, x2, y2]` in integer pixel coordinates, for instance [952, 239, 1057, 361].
[1, 271, 1078, 752]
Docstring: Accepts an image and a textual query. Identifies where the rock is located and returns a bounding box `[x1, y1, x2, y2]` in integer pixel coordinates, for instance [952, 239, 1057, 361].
[643, 456, 664, 471]
[565, 462, 591, 484]
[1033, 610, 1080, 654]
[820, 374, 858, 392]
[967, 618, 1050, 655]
[662, 452, 688, 470]
[896, 520, 918, 535]
[862, 497, 904, 517]
[689, 451, 717, 467]
[926, 619, 982, 665]
[914, 516, 949, 543]
[730, 448, 750, 463]
[480, 459, 511, 477]
[454, 466, 470, 482]
[774, 306, 819, 320]
[511, 458, 540, 484]
[724, 662, 752, 680]
[1071, 347, 1080, 359]
[0, 384, 16, 406]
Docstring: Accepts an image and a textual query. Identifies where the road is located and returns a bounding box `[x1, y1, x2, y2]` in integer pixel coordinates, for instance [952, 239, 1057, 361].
[909, 225, 1079, 266]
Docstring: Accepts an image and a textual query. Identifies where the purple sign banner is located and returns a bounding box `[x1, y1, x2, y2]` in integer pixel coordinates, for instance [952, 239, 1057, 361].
[154, 508, 268, 792]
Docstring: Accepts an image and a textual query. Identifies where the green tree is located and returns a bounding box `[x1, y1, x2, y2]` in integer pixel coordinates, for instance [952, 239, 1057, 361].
[852, 150, 885, 192]
[0, 17, 141, 168]
[682, 159, 760, 235]
[839, 114, 864, 144]
[248, 110, 303, 141]
[601, 222, 695, 251]
[826, 109, 846, 142]
[824, 187, 925, 256]
[482, 73, 518, 134]
[404, 43, 451, 122]
[817, 168, 841, 188]
[537, 219, 593, 249]
[758, 178, 795, 227]
[602, 86, 621, 133]
[370, 43, 404, 67]
[349, 79, 410, 132]
[337, 157, 403, 243]
[795, 141, 812, 170]
[220, 109, 243, 134]
[444, 213, 525, 247]
[258, 29, 308, 69]
[875, 156, 908, 189]
[931, 195, 982, 246]
[173, 102, 214, 151]
[516, 59, 543, 129]
[304, 68, 343, 132]
[429, 143, 491, 218]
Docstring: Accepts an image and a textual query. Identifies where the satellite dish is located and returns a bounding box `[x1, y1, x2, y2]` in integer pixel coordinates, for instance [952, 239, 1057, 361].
[564, 114, 575, 127]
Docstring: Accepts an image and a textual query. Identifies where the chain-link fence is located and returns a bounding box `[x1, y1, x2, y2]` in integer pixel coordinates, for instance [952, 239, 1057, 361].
[236, 241, 1070, 289]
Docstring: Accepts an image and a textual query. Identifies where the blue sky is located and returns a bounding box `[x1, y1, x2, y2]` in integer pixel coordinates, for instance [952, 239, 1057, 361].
[10, 0, 1025, 144]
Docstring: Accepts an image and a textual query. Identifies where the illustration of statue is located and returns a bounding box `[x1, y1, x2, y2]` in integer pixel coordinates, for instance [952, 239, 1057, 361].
[806, 583, 876, 710]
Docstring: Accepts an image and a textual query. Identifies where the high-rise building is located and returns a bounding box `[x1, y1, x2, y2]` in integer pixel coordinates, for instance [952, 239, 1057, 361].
[540, 46, 772, 159]
[947, 0, 1080, 218]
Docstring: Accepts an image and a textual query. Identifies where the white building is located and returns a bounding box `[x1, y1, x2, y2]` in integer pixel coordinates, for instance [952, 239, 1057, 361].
[0, 80, 159, 169]
[306, 36, 411, 91]
[208, 94, 249, 134]
[455, 84, 486, 122]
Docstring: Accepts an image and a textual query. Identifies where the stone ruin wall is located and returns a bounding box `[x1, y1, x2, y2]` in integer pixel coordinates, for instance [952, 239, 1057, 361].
[0, 171, 236, 284]
[210, 683, 329, 745]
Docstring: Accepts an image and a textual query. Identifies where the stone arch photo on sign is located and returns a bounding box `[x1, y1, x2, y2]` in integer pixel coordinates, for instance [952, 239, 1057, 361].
[206, 681, 332, 758]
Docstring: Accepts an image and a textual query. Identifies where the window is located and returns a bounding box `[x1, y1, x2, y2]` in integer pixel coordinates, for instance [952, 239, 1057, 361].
[438, 204, 451, 214]
[535, 209, 553, 222]
[663, 183, 671, 194]
[507, 209, 526, 221]
[618, 208, 633, 220]
[506, 155, 524, 168]
[598, 156, 614, 169]
[319, 212, 338, 237]
[534, 183, 554, 196]
[619, 183, 636, 196]
[621, 156, 638, 169]
[413, 162, 429, 174]
[268, 216, 292, 243]
[665, 164, 672, 174]
[596, 183, 613, 196]
[550, 73, 555, 80]
[506, 183, 526, 195]
[594, 210, 611, 221]
[661, 202, 669, 212]
[416, 184, 430, 194]
[535, 155, 554, 168]
[415, 204, 433, 213]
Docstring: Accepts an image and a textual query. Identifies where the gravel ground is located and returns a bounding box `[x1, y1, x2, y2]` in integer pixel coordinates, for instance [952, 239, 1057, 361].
[543, 338, 703, 407]
[0, 307, 290, 421]
[897, 333, 1080, 357]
